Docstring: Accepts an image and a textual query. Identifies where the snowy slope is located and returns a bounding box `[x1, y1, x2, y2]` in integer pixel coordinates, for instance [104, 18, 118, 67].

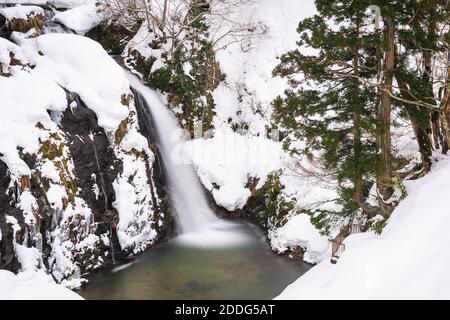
[211, 0, 317, 134]
[193, 0, 320, 200]
[0, 270, 82, 300]
[18, 33, 129, 133]
[278, 155, 450, 299]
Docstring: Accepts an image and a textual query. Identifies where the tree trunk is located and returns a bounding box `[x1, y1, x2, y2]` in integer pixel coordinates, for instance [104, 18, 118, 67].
[441, 50, 450, 154]
[376, 16, 395, 205]
[396, 77, 433, 172]
[423, 49, 441, 150]
[431, 111, 442, 149]
[352, 28, 363, 209]
[411, 117, 433, 171]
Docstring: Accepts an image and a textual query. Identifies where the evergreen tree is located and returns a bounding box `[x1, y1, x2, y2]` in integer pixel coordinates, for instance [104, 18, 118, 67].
[151, 2, 221, 134]
[272, 0, 380, 228]
[394, 0, 449, 171]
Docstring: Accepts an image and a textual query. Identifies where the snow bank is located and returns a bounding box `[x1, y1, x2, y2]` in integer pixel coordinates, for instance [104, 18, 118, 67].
[0, 38, 67, 178]
[183, 127, 281, 211]
[19, 33, 129, 133]
[277, 156, 450, 299]
[0, 270, 82, 300]
[269, 214, 329, 264]
[53, 2, 104, 35]
[0, 5, 44, 20]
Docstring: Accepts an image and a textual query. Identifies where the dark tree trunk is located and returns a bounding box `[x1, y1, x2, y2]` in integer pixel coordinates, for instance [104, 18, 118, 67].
[431, 111, 442, 149]
[396, 77, 433, 172]
[423, 50, 440, 150]
[352, 28, 363, 209]
[441, 51, 450, 154]
[376, 16, 395, 207]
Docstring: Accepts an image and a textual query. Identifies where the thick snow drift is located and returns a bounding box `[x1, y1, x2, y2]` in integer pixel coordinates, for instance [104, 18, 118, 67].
[0, 5, 44, 20]
[278, 156, 450, 299]
[19, 33, 129, 133]
[52, 2, 104, 35]
[0, 38, 67, 178]
[0, 270, 82, 300]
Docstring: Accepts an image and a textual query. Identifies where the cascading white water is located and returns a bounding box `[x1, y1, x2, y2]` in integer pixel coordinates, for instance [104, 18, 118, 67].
[126, 73, 220, 233]
[127, 73, 252, 247]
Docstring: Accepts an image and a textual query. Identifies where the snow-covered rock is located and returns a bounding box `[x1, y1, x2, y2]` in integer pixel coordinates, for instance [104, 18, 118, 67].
[269, 213, 329, 264]
[52, 2, 104, 35]
[0, 37, 66, 177]
[112, 101, 163, 254]
[0, 5, 44, 21]
[19, 33, 129, 133]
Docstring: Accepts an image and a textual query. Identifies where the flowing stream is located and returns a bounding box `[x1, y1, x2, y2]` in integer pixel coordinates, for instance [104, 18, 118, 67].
[79, 73, 311, 299]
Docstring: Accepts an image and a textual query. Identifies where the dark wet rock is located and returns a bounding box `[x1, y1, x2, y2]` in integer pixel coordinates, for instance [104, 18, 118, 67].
[0, 160, 22, 272]
[86, 22, 136, 55]
[132, 88, 175, 241]
[59, 94, 123, 263]
[0, 14, 11, 39]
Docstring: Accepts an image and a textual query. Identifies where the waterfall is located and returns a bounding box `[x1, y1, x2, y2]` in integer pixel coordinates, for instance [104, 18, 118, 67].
[90, 133, 115, 263]
[127, 72, 251, 248]
[127, 73, 220, 234]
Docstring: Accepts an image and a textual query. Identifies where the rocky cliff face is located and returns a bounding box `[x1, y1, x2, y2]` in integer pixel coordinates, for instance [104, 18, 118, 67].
[0, 5, 174, 288]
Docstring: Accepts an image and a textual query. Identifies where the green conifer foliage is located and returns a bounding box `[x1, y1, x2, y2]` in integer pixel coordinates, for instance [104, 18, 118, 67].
[272, 0, 382, 228]
[150, 3, 222, 134]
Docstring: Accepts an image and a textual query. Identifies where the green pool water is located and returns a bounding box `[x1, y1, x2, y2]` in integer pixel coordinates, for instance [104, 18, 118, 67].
[79, 222, 310, 300]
